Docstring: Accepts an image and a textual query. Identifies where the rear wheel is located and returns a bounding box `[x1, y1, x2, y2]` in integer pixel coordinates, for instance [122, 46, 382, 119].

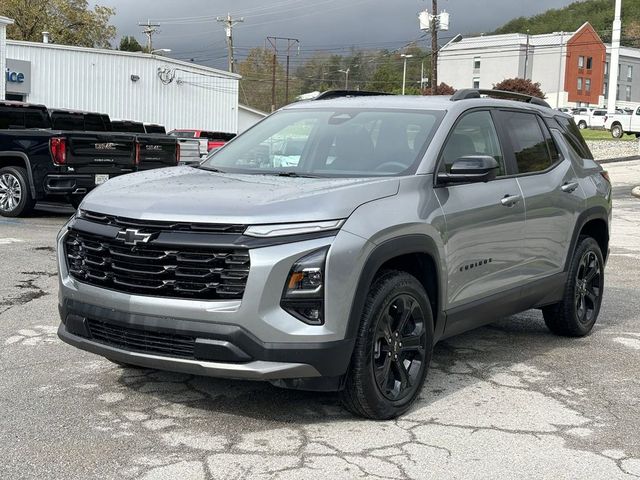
[542, 236, 604, 337]
[611, 123, 624, 139]
[0, 166, 35, 217]
[578, 121, 587, 130]
[340, 271, 433, 419]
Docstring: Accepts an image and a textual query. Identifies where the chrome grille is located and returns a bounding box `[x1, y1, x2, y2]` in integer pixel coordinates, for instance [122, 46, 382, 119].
[65, 230, 250, 300]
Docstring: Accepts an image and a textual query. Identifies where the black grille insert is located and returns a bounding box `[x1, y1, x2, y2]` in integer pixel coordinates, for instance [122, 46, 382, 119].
[65, 230, 250, 300]
[81, 210, 247, 234]
[87, 319, 196, 359]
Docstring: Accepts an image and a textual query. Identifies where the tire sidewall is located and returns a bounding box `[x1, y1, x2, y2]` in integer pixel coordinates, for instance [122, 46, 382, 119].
[358, 273, 434, 417]
[0, 167, 32, 217]
[611, 125, 622, 138]
[568, 237, 605, 334]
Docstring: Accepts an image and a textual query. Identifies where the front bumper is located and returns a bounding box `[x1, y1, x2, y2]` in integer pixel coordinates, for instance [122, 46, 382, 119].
[58, 299, 354, 383]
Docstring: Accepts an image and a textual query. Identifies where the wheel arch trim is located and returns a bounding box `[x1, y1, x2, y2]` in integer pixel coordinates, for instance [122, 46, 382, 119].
[565, 206, 610, 271]
[345, 234, 445, 343]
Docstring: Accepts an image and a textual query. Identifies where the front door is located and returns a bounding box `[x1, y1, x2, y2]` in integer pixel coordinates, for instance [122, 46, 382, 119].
[433, 110, 527, 318]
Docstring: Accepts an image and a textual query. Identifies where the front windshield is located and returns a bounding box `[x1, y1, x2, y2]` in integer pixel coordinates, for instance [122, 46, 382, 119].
[201, 108, 444, 177]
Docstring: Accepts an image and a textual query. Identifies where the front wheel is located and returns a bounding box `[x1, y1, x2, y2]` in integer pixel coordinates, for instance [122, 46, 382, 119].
[578, 121, 587, 130]
[542, 236, 604, 337]
[611, 124, 623, 139]
[340, 271, 433, 419]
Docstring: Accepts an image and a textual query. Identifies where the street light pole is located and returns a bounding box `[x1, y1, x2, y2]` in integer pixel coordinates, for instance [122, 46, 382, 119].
[401, 54, 414, 95]
[607, 0, 623, 113]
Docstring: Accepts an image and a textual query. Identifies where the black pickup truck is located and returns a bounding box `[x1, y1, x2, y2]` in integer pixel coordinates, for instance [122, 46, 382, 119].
[0, 102, 137, 217]
[108, 119, 179, 171]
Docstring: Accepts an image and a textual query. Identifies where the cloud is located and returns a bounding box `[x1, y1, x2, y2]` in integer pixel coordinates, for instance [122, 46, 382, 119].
[99, 0, 576, 69]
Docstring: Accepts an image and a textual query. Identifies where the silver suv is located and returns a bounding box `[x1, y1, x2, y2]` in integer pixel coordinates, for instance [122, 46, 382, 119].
[57, 90, 612, 419]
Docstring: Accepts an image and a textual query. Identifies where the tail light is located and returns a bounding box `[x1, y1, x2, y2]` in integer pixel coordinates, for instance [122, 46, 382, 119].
[50, 137, 67, 166]
[207, 140, 225, 151]
[175, 142, 180, 164]
[600, 171, 611, 183]
[135, 141, 141, 166]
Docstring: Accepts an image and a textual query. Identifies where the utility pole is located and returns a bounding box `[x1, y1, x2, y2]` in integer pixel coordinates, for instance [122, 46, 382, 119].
[420, 2, 449, 94]
[607, 0, 622, 113]
[217, 13, 244, 73]
[338, 67, 350, 89]
[267, 37, 299, 110]
[431, 0, 438, 94]
[139, 19, 160, 53]
[401, 54, 414, 95]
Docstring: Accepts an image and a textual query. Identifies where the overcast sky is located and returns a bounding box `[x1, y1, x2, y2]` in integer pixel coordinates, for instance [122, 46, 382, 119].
[99, 0, 578, 69]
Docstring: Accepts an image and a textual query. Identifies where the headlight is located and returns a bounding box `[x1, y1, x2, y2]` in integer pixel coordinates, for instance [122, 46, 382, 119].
[281, 247, 328, 325]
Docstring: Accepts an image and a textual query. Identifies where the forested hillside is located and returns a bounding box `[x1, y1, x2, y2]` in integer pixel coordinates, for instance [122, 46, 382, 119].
[494, 0, 640, 46]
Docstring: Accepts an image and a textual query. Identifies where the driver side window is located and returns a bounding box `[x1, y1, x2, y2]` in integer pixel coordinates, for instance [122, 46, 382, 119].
[439, 110, 505, 176]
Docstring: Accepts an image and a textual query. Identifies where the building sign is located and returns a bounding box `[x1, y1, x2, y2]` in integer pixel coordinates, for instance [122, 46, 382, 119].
[5, 59, 31, 94]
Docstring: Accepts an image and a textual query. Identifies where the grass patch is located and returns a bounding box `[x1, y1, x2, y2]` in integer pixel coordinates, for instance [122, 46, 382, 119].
[580, 129, 636, 141]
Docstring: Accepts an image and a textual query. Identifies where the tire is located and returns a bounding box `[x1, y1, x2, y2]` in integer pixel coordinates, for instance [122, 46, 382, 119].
[0, 166, 35, 217]
[611, 124, 623, 139]
[542, 236, 604, 337]
[340, 270, 434, 419]
[578, 121, 587, 130]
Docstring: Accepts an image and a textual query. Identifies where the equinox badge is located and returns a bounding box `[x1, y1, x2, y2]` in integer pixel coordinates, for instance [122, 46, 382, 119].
[115, 228, 155, 246]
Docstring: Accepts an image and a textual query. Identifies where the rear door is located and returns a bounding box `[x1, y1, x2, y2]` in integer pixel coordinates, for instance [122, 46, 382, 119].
[434, 109, 526, 316]
[495, 110, 584, 279]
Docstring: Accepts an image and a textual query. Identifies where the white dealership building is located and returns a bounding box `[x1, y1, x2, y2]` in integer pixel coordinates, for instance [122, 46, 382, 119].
[0, 16, 265, 132]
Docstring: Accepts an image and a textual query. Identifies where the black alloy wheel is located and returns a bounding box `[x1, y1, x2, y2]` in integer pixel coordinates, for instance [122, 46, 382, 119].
[373, 294, 427, 402]
[574, 250, 602, 325]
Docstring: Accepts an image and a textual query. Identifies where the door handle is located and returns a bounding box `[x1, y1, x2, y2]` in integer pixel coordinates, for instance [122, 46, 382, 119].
[561, 182, 579, 193]
[500, 194, 521, 207]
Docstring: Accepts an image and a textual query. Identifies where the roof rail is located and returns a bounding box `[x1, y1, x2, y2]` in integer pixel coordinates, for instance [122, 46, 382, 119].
[313, 90, 392, 101]
[450, 89, 551, 108]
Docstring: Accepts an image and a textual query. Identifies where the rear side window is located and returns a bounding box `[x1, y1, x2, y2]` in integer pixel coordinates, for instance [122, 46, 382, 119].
[51, 114, 84, 131]
[169, 131, 196, 138]
[24, 110, 51, 128]
[84, 114, 107, 132]
[555, 116, 593, 159]
[500, 111, 553, 173]
[0, 110, 25, 129]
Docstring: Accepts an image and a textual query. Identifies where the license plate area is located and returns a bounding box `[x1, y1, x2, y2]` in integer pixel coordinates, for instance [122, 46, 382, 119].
[95, 174, 110, 185]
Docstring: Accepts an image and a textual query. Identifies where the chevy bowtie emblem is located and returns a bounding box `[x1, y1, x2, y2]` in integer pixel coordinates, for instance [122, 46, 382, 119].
[116, 228, 155, 245]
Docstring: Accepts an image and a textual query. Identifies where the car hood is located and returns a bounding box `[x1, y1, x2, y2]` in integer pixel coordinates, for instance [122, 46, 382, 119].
[81, 166, 400, 224]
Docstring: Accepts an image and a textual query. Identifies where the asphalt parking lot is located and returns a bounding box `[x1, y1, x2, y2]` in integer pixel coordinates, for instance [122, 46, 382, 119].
[1, 161, 639, 480]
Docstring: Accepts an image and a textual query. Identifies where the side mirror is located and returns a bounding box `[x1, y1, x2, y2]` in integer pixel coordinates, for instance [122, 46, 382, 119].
[437, 156, 499, 185]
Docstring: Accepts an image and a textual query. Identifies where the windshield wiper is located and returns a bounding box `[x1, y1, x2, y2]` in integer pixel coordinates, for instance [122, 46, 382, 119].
[197, 165, 225, 173]
[271, 171, 318, 178]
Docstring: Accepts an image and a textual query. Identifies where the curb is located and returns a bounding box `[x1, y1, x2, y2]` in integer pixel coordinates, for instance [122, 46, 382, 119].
[597, 155, 640, 164]
[632, 187, 640, 199]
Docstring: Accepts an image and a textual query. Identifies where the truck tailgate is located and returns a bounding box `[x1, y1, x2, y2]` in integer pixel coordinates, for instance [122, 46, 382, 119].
[136, 135, 179, 170]
[66, 133, 136, 174]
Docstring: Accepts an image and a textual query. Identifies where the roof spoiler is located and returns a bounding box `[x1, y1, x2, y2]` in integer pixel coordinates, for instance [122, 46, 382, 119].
[450, 89, 551, 108]
[313, 90, 393, 101]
